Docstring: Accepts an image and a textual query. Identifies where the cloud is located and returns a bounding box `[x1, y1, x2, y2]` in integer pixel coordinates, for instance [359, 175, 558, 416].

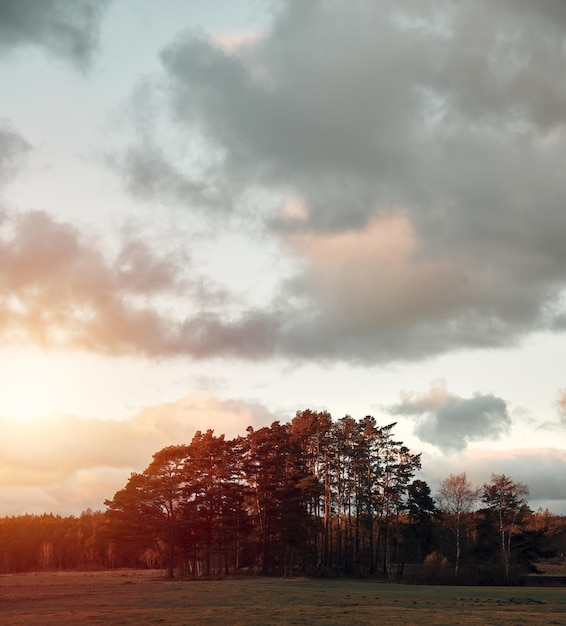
[277, 213, 500, 362]
[421, 447, 566, 514]
[0, 0, 112, 68]
[156, 0, 566, 222]
[388, 382, 511, 452]
[0, 208, 286, 359]
[0, 209, 192, 355]
[211, 31, 264, 54]
[0, 393, 270, 515]
[5, 1, 566, 366]
[1, 395, 563, 516]
[109, 0, 566, 364]
[116, 140, 226, 211]
[539, 388, 566, 430]
[177, 310, 280, 360]
[0, 123, 30, 185]
[556, 388, 566, 423]
[157, 3, 421, 226]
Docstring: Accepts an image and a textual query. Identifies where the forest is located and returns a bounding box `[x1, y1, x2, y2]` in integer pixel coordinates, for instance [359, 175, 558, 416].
[1, 410, 565, 584]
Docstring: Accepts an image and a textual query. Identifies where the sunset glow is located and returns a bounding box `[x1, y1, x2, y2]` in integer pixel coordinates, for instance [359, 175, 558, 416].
[0, 358, 64, 422]
[0, 0, 565, 519]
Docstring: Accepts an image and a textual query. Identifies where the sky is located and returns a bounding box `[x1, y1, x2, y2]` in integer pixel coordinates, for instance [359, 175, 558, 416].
[0, 0, 565, 517]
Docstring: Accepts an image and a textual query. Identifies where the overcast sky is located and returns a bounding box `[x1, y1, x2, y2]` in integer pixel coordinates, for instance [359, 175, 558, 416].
[0, 0, 565, 516]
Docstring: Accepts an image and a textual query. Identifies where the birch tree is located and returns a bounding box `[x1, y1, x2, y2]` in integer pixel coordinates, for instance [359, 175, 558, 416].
[481, 473, 529, 578]
[437, 472, 478, 576]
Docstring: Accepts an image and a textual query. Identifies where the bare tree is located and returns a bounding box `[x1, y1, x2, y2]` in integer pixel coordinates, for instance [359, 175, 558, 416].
[437, 473, 478, 576]
[481, 473, 529, 578]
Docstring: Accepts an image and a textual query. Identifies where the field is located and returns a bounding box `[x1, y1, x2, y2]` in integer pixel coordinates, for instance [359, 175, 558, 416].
[1, 571, 566, 625]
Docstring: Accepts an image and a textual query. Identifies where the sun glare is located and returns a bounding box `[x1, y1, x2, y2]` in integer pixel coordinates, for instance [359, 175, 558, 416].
[1, 377, 63, 421]
[2, 386, 55, 421]
[0, 351, 73, 421]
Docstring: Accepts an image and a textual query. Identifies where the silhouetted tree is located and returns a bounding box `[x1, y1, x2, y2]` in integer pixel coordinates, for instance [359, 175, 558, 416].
[244, 422, 311, 574]
[105, 445, 190, 577]
[181, 430, 246, 576]
[400, 479, 438, 570]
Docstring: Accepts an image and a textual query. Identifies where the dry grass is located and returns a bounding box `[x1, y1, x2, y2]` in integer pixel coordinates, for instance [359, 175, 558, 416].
[534, 558, 566, 576]
[1, 570, 565, 625]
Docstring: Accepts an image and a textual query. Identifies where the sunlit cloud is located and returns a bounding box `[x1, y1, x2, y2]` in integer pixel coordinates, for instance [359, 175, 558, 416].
[0, 394, 270, 515]
[0, 209, 228, 357]
[0, 0, 565, 520]
[285, 213, 472, 330]
[211, 31, 265, 54]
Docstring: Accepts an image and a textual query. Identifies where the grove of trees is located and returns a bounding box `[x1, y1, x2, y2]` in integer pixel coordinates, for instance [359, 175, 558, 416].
[1, 411, 565, 583]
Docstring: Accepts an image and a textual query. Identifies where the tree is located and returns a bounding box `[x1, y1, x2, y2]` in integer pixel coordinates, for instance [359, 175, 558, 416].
[374, 426, 421, 577]
[348, 418, 421, 576]
[290, 409, 333, 570]
[243, 422, 311, 575]
[332, 416, 358, 573]
[437, 473, 478, 576]
[181, 430, 246, 576]
[102, 412, 423, 579]
[480, 473, 530, 579]
[402, 480, 438, 568]
[105, 445, 190, 578]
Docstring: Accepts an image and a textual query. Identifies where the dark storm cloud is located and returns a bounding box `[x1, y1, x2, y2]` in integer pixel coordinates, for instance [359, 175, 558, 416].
[388, 383, 511, 452]
[0, 0, 111, 67]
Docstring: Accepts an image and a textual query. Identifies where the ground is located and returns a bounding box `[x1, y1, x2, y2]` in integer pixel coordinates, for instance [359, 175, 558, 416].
[1, 570, 566, 625]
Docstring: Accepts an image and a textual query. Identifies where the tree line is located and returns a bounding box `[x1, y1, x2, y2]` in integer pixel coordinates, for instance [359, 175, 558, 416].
[1, 410, 565, 582]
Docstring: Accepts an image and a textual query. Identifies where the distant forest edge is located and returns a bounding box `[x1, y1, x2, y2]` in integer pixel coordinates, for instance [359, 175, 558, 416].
[2, 410, 565, 584]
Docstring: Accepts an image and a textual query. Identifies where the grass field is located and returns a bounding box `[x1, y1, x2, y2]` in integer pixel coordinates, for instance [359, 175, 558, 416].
[1, 570, 566, 625]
